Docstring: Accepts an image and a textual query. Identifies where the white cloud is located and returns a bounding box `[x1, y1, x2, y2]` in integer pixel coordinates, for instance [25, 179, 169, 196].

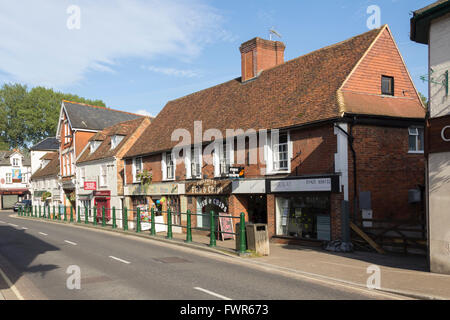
[141, 65, 200, 78]
[0, 0, 229, 88]
[135, 109, 154, 117]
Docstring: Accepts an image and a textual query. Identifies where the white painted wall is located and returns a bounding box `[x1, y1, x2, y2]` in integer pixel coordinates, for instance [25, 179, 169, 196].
[428, 12, 450, 274]
[31, 150, 47, 175]
[0, 153, 31, 190]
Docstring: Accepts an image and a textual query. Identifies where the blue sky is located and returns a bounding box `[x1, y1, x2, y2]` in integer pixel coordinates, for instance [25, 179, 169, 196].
[0, 0, 431, 117]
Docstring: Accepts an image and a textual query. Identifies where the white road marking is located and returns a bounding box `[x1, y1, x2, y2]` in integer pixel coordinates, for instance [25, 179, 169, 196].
[194, 287, 232, 300]
[109, 256, 131, 264]
[0, 267, 24, 300]
[38, 232, 48, 236]
[8, 223, 18, 227]
[21, 227, 28, 230]
[64, 240, 77, 246]
[0, 220, 5, 223]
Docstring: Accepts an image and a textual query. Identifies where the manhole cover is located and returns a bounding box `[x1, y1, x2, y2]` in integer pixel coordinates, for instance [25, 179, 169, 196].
[153, 257, 190, 264]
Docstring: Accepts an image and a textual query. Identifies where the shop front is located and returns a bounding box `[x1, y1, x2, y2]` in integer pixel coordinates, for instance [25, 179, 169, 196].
[269, 176, 340, 241]
[185, 179, 232, 232]
[232, 179, 267, 224]
[1, 189, 30, 209]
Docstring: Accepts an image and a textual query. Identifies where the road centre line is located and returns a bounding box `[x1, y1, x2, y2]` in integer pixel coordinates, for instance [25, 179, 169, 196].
[109, 256, 131, 264]
[38, 232, 48, 236]
[64, 240, 77, 246]
[193, 287, 232, 300]
[8, 223, 18, 227]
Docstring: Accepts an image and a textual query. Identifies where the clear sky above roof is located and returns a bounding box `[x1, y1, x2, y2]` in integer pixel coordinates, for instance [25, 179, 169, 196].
[0, 0, 431, 117]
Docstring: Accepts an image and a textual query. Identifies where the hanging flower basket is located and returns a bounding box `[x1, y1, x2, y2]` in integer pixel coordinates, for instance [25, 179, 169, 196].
[41, 191, 52, 201]
[137, 169, 152, 194]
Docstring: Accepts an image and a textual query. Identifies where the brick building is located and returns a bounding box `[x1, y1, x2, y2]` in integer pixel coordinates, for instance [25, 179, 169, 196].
[123, 25, 426, 244]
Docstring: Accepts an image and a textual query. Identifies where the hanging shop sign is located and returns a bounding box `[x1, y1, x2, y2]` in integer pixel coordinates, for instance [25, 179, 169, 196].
[11, 169, 22, 183]
[270, 178, 332, 193]
[84, 181, 97, 191]
[426, 115, 450, 154]
[228, 167, 244, 179]
[185, 179, 232, 195]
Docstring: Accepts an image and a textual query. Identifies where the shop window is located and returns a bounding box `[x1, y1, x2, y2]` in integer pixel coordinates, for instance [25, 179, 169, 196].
[275, 194, 330, 240]
[408, 127, 424, 153]
[273, 133, 289, 171]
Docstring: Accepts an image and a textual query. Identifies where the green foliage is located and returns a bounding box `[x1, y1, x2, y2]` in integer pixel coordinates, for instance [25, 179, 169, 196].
[0, 83, 106, 150]
[419, 92, 428, 109]
[137, 169, 152, 194]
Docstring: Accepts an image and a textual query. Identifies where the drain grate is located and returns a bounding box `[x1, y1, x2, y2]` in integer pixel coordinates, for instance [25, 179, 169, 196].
[153, 257, 191, 264]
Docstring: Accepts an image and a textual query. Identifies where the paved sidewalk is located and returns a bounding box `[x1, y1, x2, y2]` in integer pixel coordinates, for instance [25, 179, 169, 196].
[168, 231, 450, 300]
[10, 213, 450, 300]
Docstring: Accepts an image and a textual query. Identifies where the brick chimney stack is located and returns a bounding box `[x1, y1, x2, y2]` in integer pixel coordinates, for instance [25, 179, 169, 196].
[239, 37, 285, 82]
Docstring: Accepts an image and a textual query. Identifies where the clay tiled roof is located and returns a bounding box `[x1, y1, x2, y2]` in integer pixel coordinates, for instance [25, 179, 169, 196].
[125, 27, 387, 157]
[77, 117, 150, 164]
[31, 153, 59, 180]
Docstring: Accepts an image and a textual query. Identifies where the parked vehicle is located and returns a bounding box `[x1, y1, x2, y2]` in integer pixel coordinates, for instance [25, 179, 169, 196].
[13, 199, 32, 212]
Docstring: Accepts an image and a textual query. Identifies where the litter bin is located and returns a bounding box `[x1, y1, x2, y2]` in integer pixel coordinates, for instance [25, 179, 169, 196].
[246, 223, 270, 256]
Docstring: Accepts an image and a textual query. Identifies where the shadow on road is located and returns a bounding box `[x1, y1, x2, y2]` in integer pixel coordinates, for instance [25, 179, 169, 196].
[0, 224, 60, 291]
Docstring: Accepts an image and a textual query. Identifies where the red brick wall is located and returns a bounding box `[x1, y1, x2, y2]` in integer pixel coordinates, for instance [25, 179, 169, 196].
[348, 124, 425, 221]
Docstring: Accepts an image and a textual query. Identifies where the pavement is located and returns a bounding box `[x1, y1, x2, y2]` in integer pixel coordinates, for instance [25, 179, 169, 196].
[3, 210, 450, 300]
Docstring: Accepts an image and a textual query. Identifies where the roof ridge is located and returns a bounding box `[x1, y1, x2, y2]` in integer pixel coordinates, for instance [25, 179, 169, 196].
[164, 26, 384, 106]
[63, 100, 146, 118]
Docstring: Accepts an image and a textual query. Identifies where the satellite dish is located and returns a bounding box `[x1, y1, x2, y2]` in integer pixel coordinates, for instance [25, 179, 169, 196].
[269, 28, 282, 40]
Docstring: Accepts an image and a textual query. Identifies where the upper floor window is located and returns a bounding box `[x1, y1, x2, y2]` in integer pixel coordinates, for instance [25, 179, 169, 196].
[408, 127, 424, 153]
[90, 141, 101, 153]
[100, 165, 107, 187]
[273, 133, 289, 171]
[80, 167, 85, 186]
[190, 147, 201, 179]
[12, 158, 20, 166]
[133, 157, 143, 183]
[219, 143, 231, 176]
[111, 135, 125, 150]
[166, 152, 175, 180]
[5, 173, 12, 184]
[381, 75, 394, 96]
[64, 121, 70, 144]
[22, 173, 27, 184]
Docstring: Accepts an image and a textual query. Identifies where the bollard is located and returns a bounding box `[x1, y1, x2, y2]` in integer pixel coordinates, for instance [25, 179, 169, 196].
[85, 207, 88, 224]
[239, 212, 246, 254]
[112, 207, 117, 229]
[136, 207, 141, 233]
[185, 210, 192, 243]
[150, 208, 156, 236]
[39, 205, 41, 218]
[63, 206, 67, 221]
[70, 206, 73, 222]
[77, 206, 81, 223]
[167, 208, 173, 239]
[93, 207, 97, 226]
[102, 207, 106, 227]
[209, 211, 216, 248]
[123, 207, 128, 231]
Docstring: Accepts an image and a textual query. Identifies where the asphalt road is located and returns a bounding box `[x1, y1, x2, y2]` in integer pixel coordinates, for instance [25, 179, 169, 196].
[0, 210, 394, 300]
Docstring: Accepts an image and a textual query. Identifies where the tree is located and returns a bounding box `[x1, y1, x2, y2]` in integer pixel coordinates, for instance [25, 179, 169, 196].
[0, 83, 106, 150]
[419, 92, 428, 109]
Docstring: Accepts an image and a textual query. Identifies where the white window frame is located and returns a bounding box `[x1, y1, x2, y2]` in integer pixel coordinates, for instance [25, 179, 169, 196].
[111, 135, 125, 150]
[266, 131, 292, 175]
[12, 158, 20, 166]
[90, 141, 101, 153]
[132, 157, 143, 183]
[80, 167, 86, 187]
[408, 126, 424, 154]
[186, 146, 202, 179]
[5, 173, 12, 184]
[100, 165, 107, 187]
[164, 152, 175, 181]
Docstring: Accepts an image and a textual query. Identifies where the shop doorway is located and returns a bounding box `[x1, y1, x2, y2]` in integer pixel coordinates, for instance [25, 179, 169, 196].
[247, 195, 267, 224]
[95, 198, 110, 222]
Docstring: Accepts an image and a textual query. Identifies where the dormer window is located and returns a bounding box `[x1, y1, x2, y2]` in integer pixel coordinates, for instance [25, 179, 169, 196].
[90, 140, 101, 153]
[12, 158, 20, 166]
[381, 75, 394, 96]
[41, 160, 50, 168]
[111, 135, 125, 149]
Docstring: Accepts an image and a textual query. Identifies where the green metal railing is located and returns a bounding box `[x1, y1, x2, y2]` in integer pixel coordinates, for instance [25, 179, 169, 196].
[16, 204, 248, 253]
